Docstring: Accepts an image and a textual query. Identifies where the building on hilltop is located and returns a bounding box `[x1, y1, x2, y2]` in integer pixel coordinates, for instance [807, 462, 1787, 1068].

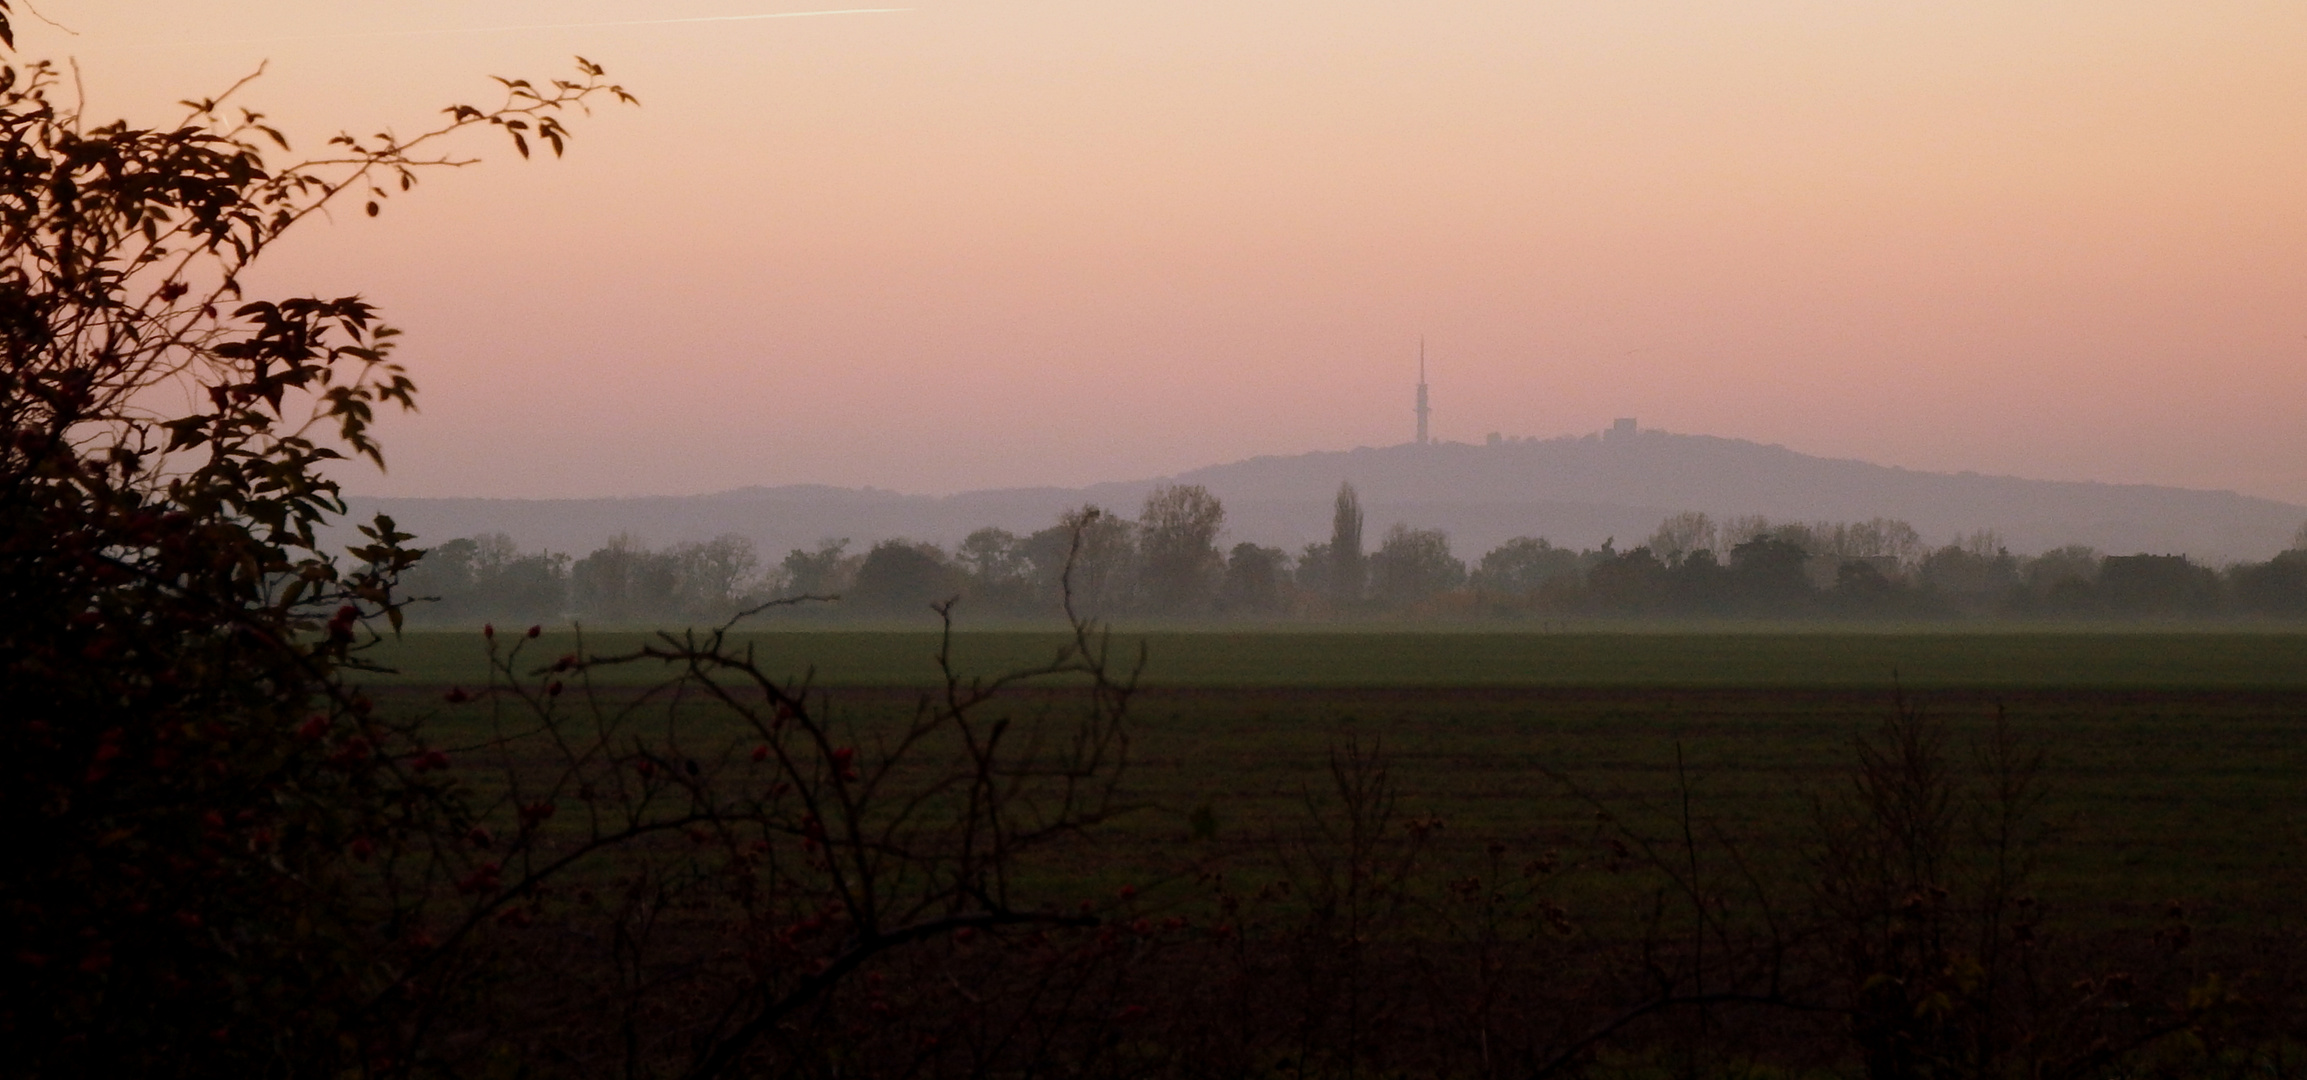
[1415, 341, 1431, 445]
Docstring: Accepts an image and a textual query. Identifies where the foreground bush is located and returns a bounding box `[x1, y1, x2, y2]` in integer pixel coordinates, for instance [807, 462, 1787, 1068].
[0, 11, 636, 1070]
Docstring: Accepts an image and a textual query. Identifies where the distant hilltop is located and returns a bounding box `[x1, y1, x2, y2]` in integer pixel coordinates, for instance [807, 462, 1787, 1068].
[347, 425, 2306, 563]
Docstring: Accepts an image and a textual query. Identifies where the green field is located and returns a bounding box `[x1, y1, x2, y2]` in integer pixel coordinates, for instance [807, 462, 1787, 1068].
[368, 628, 2307, 930]
[364, 627, 2307, 690]
[1113, 685, 2305, 915]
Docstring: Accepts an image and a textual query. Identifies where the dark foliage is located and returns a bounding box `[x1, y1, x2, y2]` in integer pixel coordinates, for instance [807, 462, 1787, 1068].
[0, 27, 636, 1074]
[1217, 541, 1291, 615]
[849, 538, 968, 612]
[2231, 550, 2307, 616]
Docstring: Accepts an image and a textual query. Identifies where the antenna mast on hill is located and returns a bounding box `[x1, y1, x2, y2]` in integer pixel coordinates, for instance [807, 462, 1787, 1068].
[1415, 338, 1431, 445]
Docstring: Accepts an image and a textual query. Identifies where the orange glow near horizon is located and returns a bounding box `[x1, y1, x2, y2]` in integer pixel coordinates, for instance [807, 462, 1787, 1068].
[28, 1, 2307, 503]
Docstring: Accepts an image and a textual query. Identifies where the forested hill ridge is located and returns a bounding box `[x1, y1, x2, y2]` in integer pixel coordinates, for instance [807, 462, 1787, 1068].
[349, 427, 2303, 563]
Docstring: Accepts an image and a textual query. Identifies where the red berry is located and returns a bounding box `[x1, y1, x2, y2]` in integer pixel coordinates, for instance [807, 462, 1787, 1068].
[456, 862, 502, 894]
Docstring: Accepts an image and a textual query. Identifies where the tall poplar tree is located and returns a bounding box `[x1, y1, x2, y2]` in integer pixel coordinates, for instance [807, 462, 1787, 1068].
[1330, 481, 1365, 608]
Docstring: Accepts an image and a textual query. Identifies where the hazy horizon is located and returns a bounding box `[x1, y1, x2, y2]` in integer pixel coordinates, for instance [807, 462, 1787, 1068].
[35, 2, 2307, 503]
[354, 422, 2307, 507]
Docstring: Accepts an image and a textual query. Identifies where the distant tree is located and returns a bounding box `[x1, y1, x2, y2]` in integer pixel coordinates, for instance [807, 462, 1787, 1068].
[1662, 547, 1732, 613]
[405, 536, 483, 606]
[1918, 539, 2021, 614]
[1294, 540, 1333, 599]
[1959, 528, 2009, 559]
[1727, 535, 1815, 612]
[1368, 523, 1466, 610]
[1586, 545, 1671, 613]
[1470, 536, 1585, 596]
[1024, 506, 1136, 617]
[1019, 524, 1079, 607]
[1831, 560, 1894, 597]
[402, 532, 568, 624]
[1217, 542, 1292, 615]
[466, 531, 524, 582]
[1648, 511, 1717, 566]
[1821, 518, 1925, 563]
[848, 540, 964, 615]
[2021, 545, 2101, 596]
[779, 537, 858, 597]
[957, 526, 1036, 611]
[2232, 549, 2307, 616]
[492, 549, 572, 617]
[628, 543, 683, 615]
[1760, 521, 1815, 556]
[2098, 554, 2218, 616]
[958, 526, 1024, 581]
[1822, 557, 1934, 618]
[1136, 483, 1226, 614]
[2000, 544, 2103, 617]
[1719, 514, 1775, 549]
[569, 534, 762, 625]
[1329, 482, 1365, 608]
[570, 534, 678, 624]
[667, 533, 763, 618]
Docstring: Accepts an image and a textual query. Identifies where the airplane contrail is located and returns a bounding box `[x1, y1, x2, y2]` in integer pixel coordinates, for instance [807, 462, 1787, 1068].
[136, 9, 914, 48]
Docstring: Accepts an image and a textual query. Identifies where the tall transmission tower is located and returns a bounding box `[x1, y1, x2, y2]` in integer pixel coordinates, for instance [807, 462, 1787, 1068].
[1415, 338, 1431, 445]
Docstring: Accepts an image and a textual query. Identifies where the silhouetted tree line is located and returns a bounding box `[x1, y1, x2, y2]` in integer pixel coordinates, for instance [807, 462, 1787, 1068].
[407, 491, 2307, 624]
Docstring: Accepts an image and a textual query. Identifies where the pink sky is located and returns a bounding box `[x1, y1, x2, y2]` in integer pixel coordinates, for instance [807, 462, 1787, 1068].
[31, 2, 2307, 502]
